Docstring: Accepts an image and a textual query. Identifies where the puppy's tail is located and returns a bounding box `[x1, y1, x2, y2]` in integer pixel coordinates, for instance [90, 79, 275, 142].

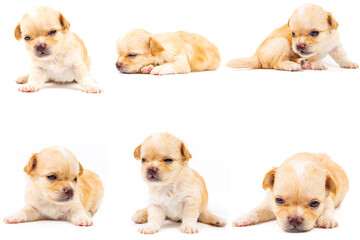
[198, 208, 227, 227]
[226, 55, 261, 69]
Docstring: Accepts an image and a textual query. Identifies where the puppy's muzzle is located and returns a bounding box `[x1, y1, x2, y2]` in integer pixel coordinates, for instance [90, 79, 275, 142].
[146, 167, 160, 181]
[58, 187, 74, 202]
[296, 43, 311, 55]
[288, 215, 303, 227]
[34, 43, 49, 57]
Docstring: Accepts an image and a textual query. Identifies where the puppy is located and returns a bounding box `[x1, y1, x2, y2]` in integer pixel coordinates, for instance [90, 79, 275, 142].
[233, 153, 349, 232]
[116, 29, 220, 75]
[15, 7, 103, 93]
[132, 133, 226, 234]
[4, 146, 104, 226]
[227, 4, 358, 71]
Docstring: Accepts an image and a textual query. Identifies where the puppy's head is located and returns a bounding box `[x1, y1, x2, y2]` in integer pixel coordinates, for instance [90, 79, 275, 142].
[134, 133, 192, 185]
[263, 160, 337, 232]
[24, 146, 83, 204]
[14, 6, 70, 59]
[115, 29, 164, 73]
[289, 4, 338, 57]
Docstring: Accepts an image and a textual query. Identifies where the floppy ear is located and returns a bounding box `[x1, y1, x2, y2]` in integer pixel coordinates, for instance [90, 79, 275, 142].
[262, 168, 277, 191]
[59, 13, 70, 31]
[325, 174, 337, 196]
[149, 37, 164, 56]
[327, 12, 339, 30]
[180, 142, 192, 162]
[14, 24, 22, 40]
[24, 153, 38, 174]
[134, 144, 142, 160]
[78, 162, 84, 177]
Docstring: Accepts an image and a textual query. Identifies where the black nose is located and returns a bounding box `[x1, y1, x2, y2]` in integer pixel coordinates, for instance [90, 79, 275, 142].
[116, 62, 122, 69]
[288, 216, 303, 226]
[297, 43, 306, 51]
[64, 187, 74, 197]
[147, 167, 158, 175]
[36, 43, 47, 51]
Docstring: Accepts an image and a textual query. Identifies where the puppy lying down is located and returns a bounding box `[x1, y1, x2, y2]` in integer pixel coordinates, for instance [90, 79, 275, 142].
[116, 29, 221, 75]
[132, 133, 226, 234]
[233, 153, 349, 232]
[227, 4, 358, 71]
[4, 146, 104, 226]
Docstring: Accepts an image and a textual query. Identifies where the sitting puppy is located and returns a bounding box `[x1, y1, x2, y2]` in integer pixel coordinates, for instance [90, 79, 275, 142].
[227, 4, 358, 71]
[15, 7, 103, 93]
[115, 29, 220, 75]
[233, 153, 349, 232]
[4, 146, 104, 226]
[132, 133, 226, 234]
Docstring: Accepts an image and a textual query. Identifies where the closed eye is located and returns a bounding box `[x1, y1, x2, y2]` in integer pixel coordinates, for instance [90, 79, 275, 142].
[127, 53, 137, 57]
[164, 158, 173, 163]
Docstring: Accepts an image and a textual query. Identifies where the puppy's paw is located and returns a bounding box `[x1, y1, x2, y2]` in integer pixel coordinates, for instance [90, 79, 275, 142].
[138, 223, 160, 234]
[233, 213, 258, 227]
[18, 84, 39, 93]
[150, 65, 176, 75]
[180, 222, 199, 234]
[300, 59, 312, 70]
[81, 84, 103, 94]
[15, 75, 29, 84]
[316, 216, 338, 229]
[140, 65, 154, 74]
[72, 215, 93, 227]
[4, 214, 26, 224]
[340, 61, 359, 69]
[214, 217, 227, 227]
[311, 61, 328, 70]
[282, 62, 302, 71]
[132, 210, 148, 224]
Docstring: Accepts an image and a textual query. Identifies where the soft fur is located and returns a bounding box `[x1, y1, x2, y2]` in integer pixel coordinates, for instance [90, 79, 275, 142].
[233, 153, 349, 232]
[116, 29, 221, 75]
[132, 132, 226, 234]
[4, 146, 104, 226]
[15, 6, 102, 93]
[227, 4, 358, 71]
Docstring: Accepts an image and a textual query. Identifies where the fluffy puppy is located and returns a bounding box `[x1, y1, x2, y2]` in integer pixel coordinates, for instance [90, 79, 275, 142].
[4, 146, 104, 226]
[115, 29, 220, 75]
[132, 133, 226, 234]
[233, 153, 349, 232]
[227, 4, 358, 71]
[15, 7, 102, 93]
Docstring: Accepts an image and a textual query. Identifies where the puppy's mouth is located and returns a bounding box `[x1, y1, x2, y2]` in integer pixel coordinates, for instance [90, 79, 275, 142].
[146, 174, 161, 182]
[35, 51, 50, 58]
[57, 195, 73, 202]
[298, 50, 312, 56]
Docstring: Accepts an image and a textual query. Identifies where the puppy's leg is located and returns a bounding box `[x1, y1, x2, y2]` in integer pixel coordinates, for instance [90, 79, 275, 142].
[132, 208, 148, 224]
[74, 64, 103, 94]
[150, 56, 190, 75]
[19, 68, 47, 92]
[307, 59, 328, 70]
[233, 192, 275, 227]
[138, 205, 165, 234]
[198, 208, 227, 227]
[274, 60, 302, 71]
[68, 204, 93, 227]
[315, 196, 338, 228]
[180, 200, 201, 234]
[329, 45, 359, 69]
[4, 205, 42, 224]
[15, 75, 29, 84]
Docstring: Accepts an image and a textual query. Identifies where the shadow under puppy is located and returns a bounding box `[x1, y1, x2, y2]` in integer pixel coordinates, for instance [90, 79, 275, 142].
[132, 133, 226, 234]
[4, 146, 104, 226]
[227, 4, 358, 71]
[233, 153, 349, 232]
[116, 29, 220, 75]
[15, 6, 103, 93]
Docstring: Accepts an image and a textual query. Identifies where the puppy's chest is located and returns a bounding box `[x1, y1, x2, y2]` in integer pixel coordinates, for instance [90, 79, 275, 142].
[35, 201, 70, 220]
[41, 60, 76, 82]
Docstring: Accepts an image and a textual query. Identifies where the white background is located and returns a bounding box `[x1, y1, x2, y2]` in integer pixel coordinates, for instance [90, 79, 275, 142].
[0, 0, 359, 239]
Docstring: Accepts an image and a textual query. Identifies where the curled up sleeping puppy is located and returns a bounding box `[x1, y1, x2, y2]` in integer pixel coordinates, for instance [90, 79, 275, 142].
[14, 6, 103, 93]
[115, 29, 221, 75]
[233, 153, 349, 232]
[227, 4, 358, 71]
[132, 132, 226, 234]
[4, 146, 104, 226]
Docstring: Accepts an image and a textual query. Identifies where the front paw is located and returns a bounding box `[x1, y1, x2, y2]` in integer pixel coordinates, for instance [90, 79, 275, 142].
[316, 216, 338, 229]
[81, 84, 103, 94]
[311, 61, 328, 70]
[180, 222, 199, 234]
[300, 59, 312, 70]
[150, 65, 176, 75]
[340, 61, 359, 69]
[138, 223, 160, 234]
[15, 75, 29, 84]
[132, 210, 148, 224]
[19, 83, 39, 92]
[72, 215, 93, 227]
[233, 213, 258, 227]
[140, 65, 154, 74]
[4, 214, 26, 224]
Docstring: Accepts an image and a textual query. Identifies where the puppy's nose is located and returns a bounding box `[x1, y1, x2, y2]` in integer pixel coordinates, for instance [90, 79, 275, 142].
[297, 43, 306, 50]
[147, 167, 158, 175]
[116, 62, 122, 69]
[288, 216, 303, 226]
[36, 43, 47, 51]
[64, 187, 74, 197]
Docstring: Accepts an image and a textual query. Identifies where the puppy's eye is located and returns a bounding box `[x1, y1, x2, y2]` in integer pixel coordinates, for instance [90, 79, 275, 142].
[48, 30, 57, 36]
[309, 201, 320, 208]
[275, 198, 285, 205]
[73, 177, 78, 182]
[127, 54, 137, 58]
[47, 175, 57, 180]
[292, 32, 295, 37]
[164, 159, 173, 163]
[24, 36, 31, 41]
[310, 31, 319, 37]
[142, 158, 146, 163]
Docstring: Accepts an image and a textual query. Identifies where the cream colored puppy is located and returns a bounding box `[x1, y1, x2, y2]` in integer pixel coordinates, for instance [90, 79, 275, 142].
[4, 146, 104, 226]
[116, 29, 220, 75]
[227, 4, 358, 71]
[132, 133, 226, 234]
[233, 153, 349, 232]
[15, 7, 103, 93]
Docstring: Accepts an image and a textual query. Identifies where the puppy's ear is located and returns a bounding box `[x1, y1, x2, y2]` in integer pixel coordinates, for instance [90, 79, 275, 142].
[14, 24, 22, 40]
[180, 142, 192, 162]
[59, 13, 70, 31]
[24, 153, 38, 174]
[327, 12, 339, 30]
[149, 37, 164, 56]
[325, 174, 337, 196]
[78, 162, 84, 177]
[134, 144, 142, 160]
[262, 168, 277, 191]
